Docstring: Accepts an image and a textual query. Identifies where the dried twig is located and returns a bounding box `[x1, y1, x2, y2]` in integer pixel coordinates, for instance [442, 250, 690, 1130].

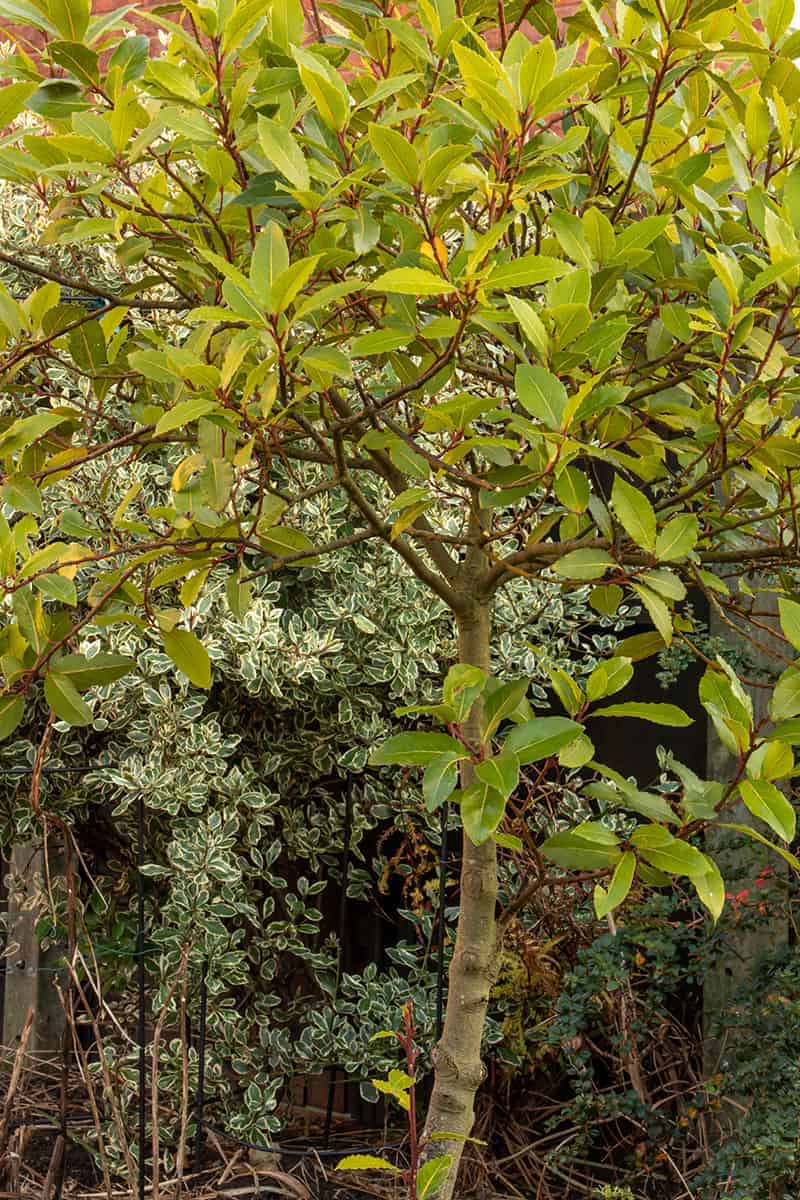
[41, 1133, 65, 1200]
[0, 1008, 34, 1161]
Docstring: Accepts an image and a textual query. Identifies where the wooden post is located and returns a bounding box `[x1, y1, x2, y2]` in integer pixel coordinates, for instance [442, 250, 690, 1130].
[2, 841, 65, 1061]
[703, 589, 788, 1082]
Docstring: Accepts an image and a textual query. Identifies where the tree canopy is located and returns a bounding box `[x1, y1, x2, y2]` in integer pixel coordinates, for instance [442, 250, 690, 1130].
[4, 0, 800, 1191]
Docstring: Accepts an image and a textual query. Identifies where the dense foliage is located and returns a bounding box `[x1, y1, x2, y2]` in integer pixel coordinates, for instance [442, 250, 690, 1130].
[0, 180, 642, 1178]
[4, 0, 800, 1192]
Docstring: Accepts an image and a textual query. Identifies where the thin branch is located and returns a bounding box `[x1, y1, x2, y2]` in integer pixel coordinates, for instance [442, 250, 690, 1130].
[0, 251, 190, 311]
[482, 535, 800, 593]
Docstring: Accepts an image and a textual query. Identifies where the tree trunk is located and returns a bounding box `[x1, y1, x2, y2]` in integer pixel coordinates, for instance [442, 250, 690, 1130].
[421, 599, 497, 1199]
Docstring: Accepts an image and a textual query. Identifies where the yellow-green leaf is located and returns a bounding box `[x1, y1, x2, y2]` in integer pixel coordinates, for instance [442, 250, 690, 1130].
[162, 628, 212, 689]
[368, 268, 456, 296]
[0, 695, 25, 742]
[335, 1154, 400, 1172]
[45, 671, 93, 726]
[257, 115, 309, 191]
[368, 121, 418, 187]
[594, 850, 635, 918]
[591, 701, 692, 726]
[553, 549, 616, 580]
[611, 475, 656, 552]
[155, 399, 218, 437]
[739, 778, 796, 843]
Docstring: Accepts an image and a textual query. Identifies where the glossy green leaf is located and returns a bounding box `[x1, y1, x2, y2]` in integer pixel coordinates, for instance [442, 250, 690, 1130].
[423, 752, 464, 810]
[611, 476, 656, 553]
[293, 45, 350, 131]
[0, 83, 38, 127]
[460, 779, 506, 845]
[692, 858, 725, 921]
[372, 732, 465, 766]
[504, 716, 582, 764]
[335, 1154, 400, 1172]
[0, 695, 25, 742]
[475, 751, 519, 799]
[585, 657, 633, 702]
[484, 253, 567, 292]
[515, 364, 567, 430]
[631, 583, 673, 647]
[258, 527, 317, 561]
[351, 329, 413, 356]
[553, 549, 616, 580]
[591, 702, 692, 726]
[700, 665, 751, 754]
[49, 652, 134, 691]
[770, 664, 800, 721]
[655, 514, 698, 562]
[162, 629, 212, 689]
[542, 822, 622, 870]
[719, 823, 800, 872]
[50, 41, 100, 89]
[368, 122, 418, 187]
[739, 778, 796, 843]
[156, 398, 217, 436]
[368, 268, 456, 296]
[45, 671, 93, 726]
[443, 663, 487, 721]
[593, 850, 635, 919]
[49, 0, 90, 40]
[482, 678, 530, 739]
[257, 115, 309, 191]
[779, 596, 800, 652]
[631, 825, 710, 879]
[417, 1157, 453, 1199]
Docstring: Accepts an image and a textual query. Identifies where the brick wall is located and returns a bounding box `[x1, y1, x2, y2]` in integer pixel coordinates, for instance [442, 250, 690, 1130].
[1, 0, 579, 58]
[2, 2, 579, 84]
[1, 0, 320, 55]
[1, 0, 163, 56]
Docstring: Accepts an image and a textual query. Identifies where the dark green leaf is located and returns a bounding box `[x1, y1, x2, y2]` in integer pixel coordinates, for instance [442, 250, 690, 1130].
[504, 716, 582, 764]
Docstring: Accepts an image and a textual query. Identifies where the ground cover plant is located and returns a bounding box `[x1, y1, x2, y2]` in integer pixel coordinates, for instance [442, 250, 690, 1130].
[3, 0, 800, 1193]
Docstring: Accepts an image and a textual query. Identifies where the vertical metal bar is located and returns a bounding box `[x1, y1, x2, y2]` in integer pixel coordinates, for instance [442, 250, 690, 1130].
[193, 965, 208, 1168]
[435, 802, 450, 1043]
[137, 794, 146, 1200]
[323, 779, 353, 1148]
